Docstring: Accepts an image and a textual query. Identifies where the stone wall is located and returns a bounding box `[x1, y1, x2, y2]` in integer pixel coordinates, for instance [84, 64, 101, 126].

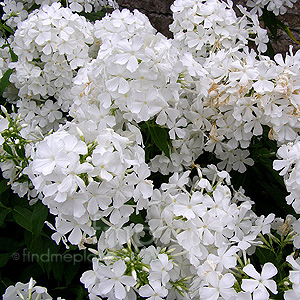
[116, 0, 300, 54]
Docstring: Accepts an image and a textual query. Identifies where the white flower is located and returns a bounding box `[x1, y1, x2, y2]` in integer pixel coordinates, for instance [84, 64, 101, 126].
[199, 272, 236, 300]
[139, 281, 168, 300]
[97, 260, 136, 299]
[149, 253, 173, 286]
[3, 278, 52, 300]
[241, 263, 278, 300]
[0, 118, 9, 145]
[31, 138, 70, 176]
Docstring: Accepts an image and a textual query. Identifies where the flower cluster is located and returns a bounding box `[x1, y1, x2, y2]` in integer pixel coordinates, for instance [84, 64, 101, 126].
[1, 0, 118, 28]
[24, 121, 152, 248]
[8, 2, 95, 133]
[70, 8, 181, 126]
[0, 106, 38, 199]
[246, 0, 297, 16]
[285, 254, 300, 300]
[274, 139, 300, 214]
[80, 166, 280, 300]
[1, 0, 300, 299]
[3, 278, 64, 300]
[147, 165, 276, 300]
[151, 0, 300, 174]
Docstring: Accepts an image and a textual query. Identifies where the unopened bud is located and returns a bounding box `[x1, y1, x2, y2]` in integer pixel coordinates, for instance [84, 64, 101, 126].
[166, 247, 176, 254]
[1, 105, 7, 115]
[131, 269, 137, 281]
[142, 266, 149, 272]
[88, 248, 99, 256]
[103, 255, 114, 261]
[28, 277, 34, 291]
[76, 127, 84, 141]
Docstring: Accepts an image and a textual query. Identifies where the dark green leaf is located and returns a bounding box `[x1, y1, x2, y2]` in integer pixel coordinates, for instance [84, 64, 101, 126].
[15, 145, 26, 159]
[255, 246, 277, 267]
[0, 237, 23, 252]
[64, 261, 80, 286]
[1, 23, 14, 34]
[19, 263, 43, 283]
[12, 206, 32, 232]
[2, 143, 13, 155]
[31, 202, 48, 240]
[75, 286, 87, 300]
[52, 259, 64, 283]
[262, 9, 277, 40]
[264, 41, 275, 59]
[149, 124, 170, 158]
[9, 49, 18, 62]
[0, 252, 15, 268]
[79, 10, 106, 22]
[0, 69, 13, 97]
[0, 179, 9, 195]
[0, 208, 10, 226]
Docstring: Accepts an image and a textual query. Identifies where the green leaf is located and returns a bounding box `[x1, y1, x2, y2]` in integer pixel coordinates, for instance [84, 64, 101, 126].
[15, 145, 26, 159]
[75, 286, 87, 300]
[262, 9, 278, 40]
[149, 124, 170, 158]
[19, 263, 43, 283]
[1, 23, 14, 34]
[0, 208, 10, 226]
[9, 49, 18, 62]
[64, 261, 80, 286]
[277, 19, 300, 45]
[31, 202, 48, 240]
[2, 143, 13, 156]
[0, 179, 9, 195]
[0, 252, 15, 268]
[52, 259, 64, 283]
[255, 246, 277, 267]
[0, 237, 23, 252]
[79, 10, 106, 22]
[0, 69, 13, 97]
[12, 206, 32, 232]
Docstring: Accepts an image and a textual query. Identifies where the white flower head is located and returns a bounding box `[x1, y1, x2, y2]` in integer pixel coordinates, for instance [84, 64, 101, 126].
[241, 263, 278, 300]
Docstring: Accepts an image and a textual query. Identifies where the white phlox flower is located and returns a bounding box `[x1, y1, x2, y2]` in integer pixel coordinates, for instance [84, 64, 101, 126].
[246, 0, 297, 16]
[241, 263, 278, 300]
[3, 278, 53, 300]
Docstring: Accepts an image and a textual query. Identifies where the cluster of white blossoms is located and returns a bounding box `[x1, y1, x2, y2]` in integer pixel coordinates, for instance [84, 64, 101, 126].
[274, 139, 300, 214]
[1, 0, 300, 299]
[147, 166, 278, 300]
[69, 8, 181, 126]
[1, 0, 118, 28]
[80, 166, 280, 300]
[285, 254, 300, 300]
[149, 0, 300, 174]
[246, 0, 297, 16]
[0, 38, 12, 79]
[2, 278, 64, 300]
[8, 2, 95, 132]
[24, 121, 152, 248]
